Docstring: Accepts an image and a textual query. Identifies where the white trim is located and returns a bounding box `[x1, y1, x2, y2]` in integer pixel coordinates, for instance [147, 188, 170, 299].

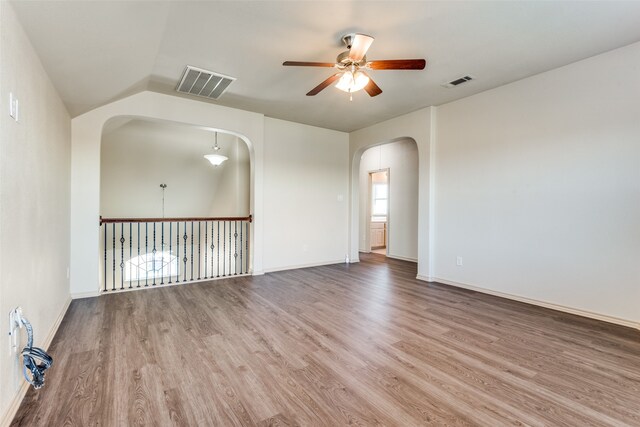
[433, 277, 640, 330]
[0, 297, 72, 427]
[386, 254, 417, 263]
[71, 290, 100, 299]
[416, 274, 436, 282]
[92, 273, 252, 295]
[263, 259, 345, 273]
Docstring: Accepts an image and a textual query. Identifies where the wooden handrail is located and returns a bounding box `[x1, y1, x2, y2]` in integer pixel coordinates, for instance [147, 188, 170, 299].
[100, 215, 252, 225]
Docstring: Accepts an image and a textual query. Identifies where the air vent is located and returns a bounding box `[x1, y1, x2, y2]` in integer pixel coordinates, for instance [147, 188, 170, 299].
[442, 75, 474, 88]
[176, 66, 235, 99]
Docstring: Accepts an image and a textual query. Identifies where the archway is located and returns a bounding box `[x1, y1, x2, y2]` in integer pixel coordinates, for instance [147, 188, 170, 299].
[348, 107, 435, 281]
[99, 116, 253, 291]
[70, 91, 264, 297]
[358, 138, 419, 261]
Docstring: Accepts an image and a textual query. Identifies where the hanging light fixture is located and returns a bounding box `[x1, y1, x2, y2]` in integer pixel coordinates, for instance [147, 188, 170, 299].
[204, 132, 228, 167]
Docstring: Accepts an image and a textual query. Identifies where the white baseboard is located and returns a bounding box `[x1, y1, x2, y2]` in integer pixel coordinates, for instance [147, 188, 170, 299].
[416, 274, 436, 282]
[264, 259, 345, 273]
[71, 290, 100, 299]
[0, 296, 72, 427]
[387, 254, 418, 263]
[433, 277, 640, 331]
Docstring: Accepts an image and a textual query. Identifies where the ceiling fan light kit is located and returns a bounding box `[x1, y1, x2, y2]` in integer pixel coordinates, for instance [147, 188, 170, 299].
[283, 33, 426, 99]
[335, 69, 370, 93]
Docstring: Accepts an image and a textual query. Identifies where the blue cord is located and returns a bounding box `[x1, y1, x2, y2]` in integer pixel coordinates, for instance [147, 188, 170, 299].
[19, 317, 53, 389]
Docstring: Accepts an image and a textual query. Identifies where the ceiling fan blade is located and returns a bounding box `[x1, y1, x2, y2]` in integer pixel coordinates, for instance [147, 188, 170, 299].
[348, 34, 374, 62]
[363, 74, 382, 97]
[306, 73, 342, 96]
[283, 61, 336, 67]
[367, 59, 426, 70]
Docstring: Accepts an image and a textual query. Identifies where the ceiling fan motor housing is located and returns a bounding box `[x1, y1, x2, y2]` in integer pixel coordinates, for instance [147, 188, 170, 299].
[337, 50, 366, 66]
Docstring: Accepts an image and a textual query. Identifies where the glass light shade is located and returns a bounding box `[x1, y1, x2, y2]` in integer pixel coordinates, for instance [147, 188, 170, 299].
[335, 70, 370, 93]
[204, 154, 228, 166]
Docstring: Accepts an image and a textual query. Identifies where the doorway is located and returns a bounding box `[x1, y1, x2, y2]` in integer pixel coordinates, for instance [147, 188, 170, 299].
[369, 169, 389, 255]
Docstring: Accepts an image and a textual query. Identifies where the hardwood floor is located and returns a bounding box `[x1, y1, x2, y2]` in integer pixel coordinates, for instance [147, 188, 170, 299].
[12, 254, 640, 426]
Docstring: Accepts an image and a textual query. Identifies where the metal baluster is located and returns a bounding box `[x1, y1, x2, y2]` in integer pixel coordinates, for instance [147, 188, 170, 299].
[240, 220, 243, 275]
[168, 222, 172, 284]
[176, 222, 180, 284]
[211, 221, 215, 277]
[129, 223, 132, 288]
[234, 221, 238, 275]
[152, 222, 157, 286]
[183, 222, 187, 282]
[145, 222, 149, 287]
[112, 223, 116, 291]
[217, 221, 220, 278]
[197, 221, 201, 280]
[222, 221, 226, 277]
[228, 221, 232, 276]
[190, 222, 194, 281]
[204, 221, 208, 279]
[120, 223, 125, 290]
[103, 224, 107, 292]
[246, 221, 250, 275]
[137, 223, 141, 288]
[161, 222, 165, 285]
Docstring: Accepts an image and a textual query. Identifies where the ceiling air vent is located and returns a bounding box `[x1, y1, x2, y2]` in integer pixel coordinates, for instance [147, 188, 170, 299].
[176, 66, 235, 100]
[442, 75, 474, 88]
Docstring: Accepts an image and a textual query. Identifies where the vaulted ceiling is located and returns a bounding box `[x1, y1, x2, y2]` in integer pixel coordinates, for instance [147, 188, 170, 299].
[11, 1, 640, 132]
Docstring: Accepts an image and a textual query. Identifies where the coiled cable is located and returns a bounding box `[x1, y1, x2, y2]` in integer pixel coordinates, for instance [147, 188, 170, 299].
[19, 316, 53, 389]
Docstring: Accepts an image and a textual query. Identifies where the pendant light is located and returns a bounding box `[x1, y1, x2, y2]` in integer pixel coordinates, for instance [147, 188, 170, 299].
[204, 132, 228, 167]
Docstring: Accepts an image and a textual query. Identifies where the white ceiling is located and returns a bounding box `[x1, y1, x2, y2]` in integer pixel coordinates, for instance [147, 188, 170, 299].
[11, 1, 640, 132]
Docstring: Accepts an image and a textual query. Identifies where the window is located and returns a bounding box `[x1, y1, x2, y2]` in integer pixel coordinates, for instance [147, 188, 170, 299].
[371, 182, 388, 222]
[125, 251, 179, 282]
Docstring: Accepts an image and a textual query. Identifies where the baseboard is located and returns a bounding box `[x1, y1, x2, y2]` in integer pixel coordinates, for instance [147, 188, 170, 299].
[0, 296, 72, 427]
[416, 274, 435, 282]
[386, 254, 418, 263]
[264, 259, 345, 273]
[71, 290, 100, 299]
[434, 277, 640, 331]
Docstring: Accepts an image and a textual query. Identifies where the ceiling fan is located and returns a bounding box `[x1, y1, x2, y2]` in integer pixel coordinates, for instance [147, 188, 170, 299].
[283, 33, 426, 99]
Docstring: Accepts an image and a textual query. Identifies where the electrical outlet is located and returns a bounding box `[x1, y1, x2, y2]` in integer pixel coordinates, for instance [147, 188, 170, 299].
[8, 307, 23, 354]
[9, 92, 19, 121]
[456, 256, 463, 266]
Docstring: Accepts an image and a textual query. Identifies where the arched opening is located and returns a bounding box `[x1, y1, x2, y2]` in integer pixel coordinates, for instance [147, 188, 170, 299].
[100, 117, 251, 218]
[98, 116, 253, 291]
[358, 139, 419, 261]
[70, 92, 265, 297]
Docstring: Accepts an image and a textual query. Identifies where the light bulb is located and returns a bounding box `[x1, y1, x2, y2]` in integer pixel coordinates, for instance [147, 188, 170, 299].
[335, 70, 369, 93]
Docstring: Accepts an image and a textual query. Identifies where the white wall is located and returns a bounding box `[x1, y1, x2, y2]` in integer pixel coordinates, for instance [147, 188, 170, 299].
[0, 2, 71, 424]
[101, 119, 250, 218]
[359, 140, 419, 261]
[263, 118, 349, 271]
[434, 41, 640, 325]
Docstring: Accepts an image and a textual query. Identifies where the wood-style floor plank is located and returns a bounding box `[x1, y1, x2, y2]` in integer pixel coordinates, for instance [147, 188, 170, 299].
[11, 254, 640, 426]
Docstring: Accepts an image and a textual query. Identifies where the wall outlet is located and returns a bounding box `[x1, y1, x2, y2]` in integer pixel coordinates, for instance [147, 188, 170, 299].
[9, 92, 19, 122]
[456, 256, 463, 266]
